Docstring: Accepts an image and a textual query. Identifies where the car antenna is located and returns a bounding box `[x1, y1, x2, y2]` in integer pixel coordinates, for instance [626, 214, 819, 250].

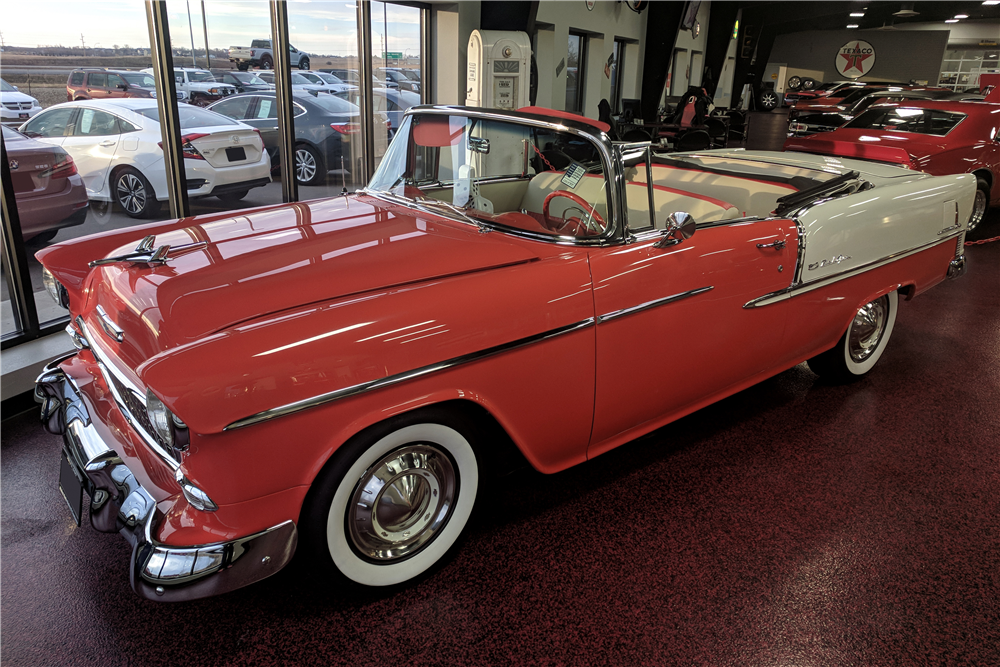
[341, 156, 348, 195]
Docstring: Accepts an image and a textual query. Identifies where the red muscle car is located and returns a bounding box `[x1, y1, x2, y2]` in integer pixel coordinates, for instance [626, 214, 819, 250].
[784, 98, 1000, 230]
[35, 105, 974, 601]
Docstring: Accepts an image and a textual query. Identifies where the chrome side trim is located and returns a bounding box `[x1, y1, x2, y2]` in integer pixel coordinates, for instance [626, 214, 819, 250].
[744, 232, 963, 309]
[81, 321, 180, 471]
[96, 304, 125, 343]
[225, 317, 596, 431]
[596, 286, 715, 324]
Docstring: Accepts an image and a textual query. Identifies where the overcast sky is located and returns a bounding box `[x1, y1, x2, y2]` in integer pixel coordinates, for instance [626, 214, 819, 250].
[3, 0, 421, 57]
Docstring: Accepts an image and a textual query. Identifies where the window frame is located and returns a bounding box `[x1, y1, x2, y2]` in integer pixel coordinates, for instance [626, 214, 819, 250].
[566, 31, 588, 114]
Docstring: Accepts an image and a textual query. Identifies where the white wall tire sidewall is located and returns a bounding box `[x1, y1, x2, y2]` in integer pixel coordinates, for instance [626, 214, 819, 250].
[326, 423, 479, 587]
[843, 290, 897, 376]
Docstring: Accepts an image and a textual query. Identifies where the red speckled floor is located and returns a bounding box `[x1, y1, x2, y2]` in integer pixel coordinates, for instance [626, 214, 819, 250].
[3, 111, 999, 666]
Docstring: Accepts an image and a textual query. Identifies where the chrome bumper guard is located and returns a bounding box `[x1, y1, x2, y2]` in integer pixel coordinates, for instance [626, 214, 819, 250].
[947, 255, 967, 279]
[35, 356, 298, 602]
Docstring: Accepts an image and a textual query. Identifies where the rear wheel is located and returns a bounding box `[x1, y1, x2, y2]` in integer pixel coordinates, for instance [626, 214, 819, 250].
[299, 57, 310, 70]
[113, 167, 161, 219]
[969, 177, 990, 232]
[261, 54, 274, 69]
[294, 143, 323, 186]
[807, 291, 898, 382]
[299, 408, 481, 587]
[787, 76, 802, 91]
[802, 78, 818, 90]
[237, 62, 249, 71]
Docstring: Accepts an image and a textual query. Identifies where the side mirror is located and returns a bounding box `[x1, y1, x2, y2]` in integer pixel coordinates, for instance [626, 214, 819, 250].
[654, 212, 697, 248]
[118, 84, 128, 90]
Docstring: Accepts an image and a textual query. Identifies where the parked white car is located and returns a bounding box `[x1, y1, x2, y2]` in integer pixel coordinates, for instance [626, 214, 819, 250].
[19, 99, 271, 218]
[1, 78, 43, 126]
[141, 68, 238, 107]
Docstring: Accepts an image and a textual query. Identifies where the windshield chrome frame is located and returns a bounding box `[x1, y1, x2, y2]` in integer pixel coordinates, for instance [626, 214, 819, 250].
[363, 105, 626, 246]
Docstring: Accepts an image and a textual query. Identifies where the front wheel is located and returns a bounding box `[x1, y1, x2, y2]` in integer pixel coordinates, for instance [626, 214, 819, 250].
[113, 167, 161, 219]
[808, 291, 898, 382]
[300, 409, 481, 587]
[759, 91, 779, 110]
[298, 57, 310, 70]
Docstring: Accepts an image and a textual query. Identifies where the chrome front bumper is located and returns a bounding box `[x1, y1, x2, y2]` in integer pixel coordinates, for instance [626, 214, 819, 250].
[35, 356, 297, 602]
[947, 255, 967, 279]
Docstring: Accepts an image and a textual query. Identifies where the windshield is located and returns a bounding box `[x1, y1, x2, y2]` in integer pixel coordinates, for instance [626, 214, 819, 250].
[399, 70, 420, 81]
[186, 71, 216, 83]
[121, 72, 155, 87]
[1, 79, 15, 92]
[136, 104, 240, 128]
[368, 113, 611, 240]
[232, 72, 266, 84]
[845, 107, 966, 136]
[290, 73, 312, 85]
[315, 73, 343, 84]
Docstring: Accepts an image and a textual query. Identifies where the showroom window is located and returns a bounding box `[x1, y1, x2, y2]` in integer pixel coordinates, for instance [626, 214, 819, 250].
[566, 31, 587, 113]
[1, 0, 430, 351]
[610, 38, 626, 115]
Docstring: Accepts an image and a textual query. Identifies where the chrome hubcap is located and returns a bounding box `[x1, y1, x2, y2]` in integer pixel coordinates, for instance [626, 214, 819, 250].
[295, 149, 317, 183]
[763, 93, 775, 105]
[970, 188, 987, 231]
[849, 296, 888, 363]
[348, 444, 456, 563]
[116, 173, 146, 214]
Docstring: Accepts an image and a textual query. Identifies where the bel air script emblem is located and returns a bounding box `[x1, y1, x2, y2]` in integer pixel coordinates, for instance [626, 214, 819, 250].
[808, 255, 851, 271]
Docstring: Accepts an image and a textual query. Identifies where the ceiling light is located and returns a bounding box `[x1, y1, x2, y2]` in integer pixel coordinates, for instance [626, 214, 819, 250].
[954, 14, 969, 18]
[847, 23, 860, 28]
[850, 12, 866, 16]
[945, 18, 960, 22]
[983, 1, 999, 5]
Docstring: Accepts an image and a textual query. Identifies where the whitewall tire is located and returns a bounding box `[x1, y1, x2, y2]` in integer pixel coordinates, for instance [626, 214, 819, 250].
[302, 411, 480, 587]
[807, 290, 898, 382]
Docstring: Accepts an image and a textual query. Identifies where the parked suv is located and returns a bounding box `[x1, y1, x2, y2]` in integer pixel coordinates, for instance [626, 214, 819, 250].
[66, 69, 159, 101]
[141, 67, 238, 106]
[210, 69, 273, 93]
[228, 39, 309, 71]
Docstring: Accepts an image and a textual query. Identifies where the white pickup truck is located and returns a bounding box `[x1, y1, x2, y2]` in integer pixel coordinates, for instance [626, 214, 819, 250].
[228, 39, 310, 71]
[141, 67, 238, 106]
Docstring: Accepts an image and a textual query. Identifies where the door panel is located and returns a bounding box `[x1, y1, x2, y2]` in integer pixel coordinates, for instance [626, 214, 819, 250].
[62, 108, 120, 195]
[589, 218, 798, 449]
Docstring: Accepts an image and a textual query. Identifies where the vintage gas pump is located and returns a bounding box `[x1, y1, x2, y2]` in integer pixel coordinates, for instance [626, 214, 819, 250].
[466, 30, 532, 110]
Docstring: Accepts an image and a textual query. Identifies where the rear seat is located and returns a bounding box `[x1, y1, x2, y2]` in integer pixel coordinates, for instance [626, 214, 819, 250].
[628, 164, 798, 219]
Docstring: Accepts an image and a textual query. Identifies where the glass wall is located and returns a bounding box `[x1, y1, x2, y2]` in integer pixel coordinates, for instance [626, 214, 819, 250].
[2, 1, 174, 343]
[566, 32, 586, 113]
[1, 0, 428, 350]
[939, 48, 1000, 92]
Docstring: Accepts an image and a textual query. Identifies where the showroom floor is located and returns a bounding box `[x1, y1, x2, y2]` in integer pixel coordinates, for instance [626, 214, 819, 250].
[3, 110, 999, 666]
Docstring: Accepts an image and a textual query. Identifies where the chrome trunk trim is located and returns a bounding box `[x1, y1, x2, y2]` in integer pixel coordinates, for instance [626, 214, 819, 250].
[224, 317, 596, 430]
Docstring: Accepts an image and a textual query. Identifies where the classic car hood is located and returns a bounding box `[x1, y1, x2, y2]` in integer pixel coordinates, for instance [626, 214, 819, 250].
[85, 195, 539, 367]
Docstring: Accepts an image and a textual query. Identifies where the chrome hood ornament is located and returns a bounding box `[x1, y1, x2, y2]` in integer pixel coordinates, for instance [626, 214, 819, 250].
[89, 235, 207, 268]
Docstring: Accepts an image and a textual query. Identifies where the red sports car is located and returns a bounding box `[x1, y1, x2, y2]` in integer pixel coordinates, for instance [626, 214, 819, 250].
[784, 98, 1000, 230]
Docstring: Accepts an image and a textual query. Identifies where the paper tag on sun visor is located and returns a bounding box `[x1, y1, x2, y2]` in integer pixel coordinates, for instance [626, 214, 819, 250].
[562, 163, 585, 189]
[454, 165, 471, 207]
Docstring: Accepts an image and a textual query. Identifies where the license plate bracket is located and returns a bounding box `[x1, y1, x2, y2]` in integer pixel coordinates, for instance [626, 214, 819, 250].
[59, 448, 84, 526]
[19, 113, 29, 119]
[226, 146, 246, 162]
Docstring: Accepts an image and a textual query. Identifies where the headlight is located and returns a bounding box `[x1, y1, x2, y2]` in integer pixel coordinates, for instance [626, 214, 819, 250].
[146, 388, 175, 447]
[42, 268, 70, 308]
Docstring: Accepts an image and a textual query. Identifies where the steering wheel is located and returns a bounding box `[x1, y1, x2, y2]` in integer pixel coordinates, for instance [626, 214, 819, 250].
[542, 191, 606, 235]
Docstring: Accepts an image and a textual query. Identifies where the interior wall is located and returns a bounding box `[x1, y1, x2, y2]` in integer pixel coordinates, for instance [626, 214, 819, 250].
[662, 0, 712, 106]
[768, 29, 951, 84]
[431, 2, 481, 105]
[534, 0, 647, 119]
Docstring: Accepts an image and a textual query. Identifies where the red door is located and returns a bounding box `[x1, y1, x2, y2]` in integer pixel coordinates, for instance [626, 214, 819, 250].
[588, 218, 798, 453]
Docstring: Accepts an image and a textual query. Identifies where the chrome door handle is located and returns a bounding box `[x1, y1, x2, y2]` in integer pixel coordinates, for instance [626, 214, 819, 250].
[756, 240, 786, 250]
[99, 140, 116, 147]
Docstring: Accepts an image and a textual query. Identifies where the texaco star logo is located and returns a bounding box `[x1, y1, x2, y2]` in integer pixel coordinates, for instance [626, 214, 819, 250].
[837, 40, 876, 78]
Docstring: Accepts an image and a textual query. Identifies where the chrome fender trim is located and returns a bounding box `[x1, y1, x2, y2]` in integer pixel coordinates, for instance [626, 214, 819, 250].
[743, 232, 964, 309]
[224, 317, 597, 431]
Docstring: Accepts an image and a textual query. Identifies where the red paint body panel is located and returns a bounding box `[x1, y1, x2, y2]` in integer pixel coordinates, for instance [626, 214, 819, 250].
[784, 100, 1000, 204]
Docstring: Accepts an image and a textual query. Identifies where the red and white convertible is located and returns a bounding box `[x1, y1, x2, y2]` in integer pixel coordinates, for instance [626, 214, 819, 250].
[36, 105, 973, 601]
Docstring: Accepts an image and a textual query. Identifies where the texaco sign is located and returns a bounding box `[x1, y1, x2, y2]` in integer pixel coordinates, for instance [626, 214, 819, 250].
[836, 40, 876, 79]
